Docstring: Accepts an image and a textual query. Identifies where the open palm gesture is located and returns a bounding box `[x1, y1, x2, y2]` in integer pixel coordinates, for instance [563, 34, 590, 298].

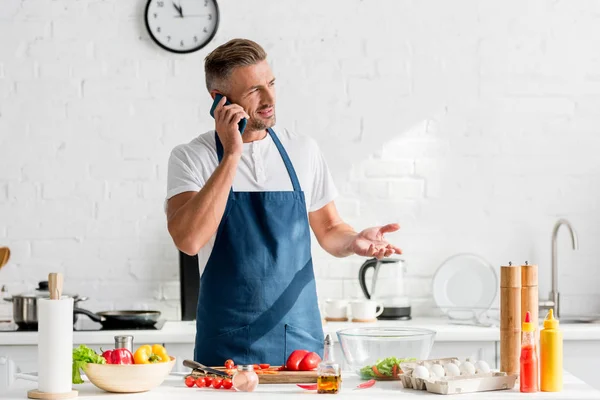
[350, 223, 402, 259]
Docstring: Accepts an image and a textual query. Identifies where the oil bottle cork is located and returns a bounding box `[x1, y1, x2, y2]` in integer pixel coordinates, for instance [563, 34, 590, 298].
[521, 262, 539, 341]
[500, 262, 521, 376]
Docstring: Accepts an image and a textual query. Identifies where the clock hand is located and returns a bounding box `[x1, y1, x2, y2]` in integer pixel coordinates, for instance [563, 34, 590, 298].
[172, 2, 182, 17]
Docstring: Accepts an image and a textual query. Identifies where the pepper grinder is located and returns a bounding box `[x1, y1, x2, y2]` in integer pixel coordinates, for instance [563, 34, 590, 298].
[500, 262, 521, 376]
[521, 262, 539, 341]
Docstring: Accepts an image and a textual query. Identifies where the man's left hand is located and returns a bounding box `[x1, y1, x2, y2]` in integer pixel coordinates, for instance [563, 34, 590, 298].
[349, 223, 402, 259]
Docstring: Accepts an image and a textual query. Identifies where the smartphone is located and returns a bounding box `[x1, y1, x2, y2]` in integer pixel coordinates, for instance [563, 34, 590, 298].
[209, 93, 247, 135]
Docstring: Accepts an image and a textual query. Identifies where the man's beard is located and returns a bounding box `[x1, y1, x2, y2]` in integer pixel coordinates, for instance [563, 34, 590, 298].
[248, 107, 276, 131]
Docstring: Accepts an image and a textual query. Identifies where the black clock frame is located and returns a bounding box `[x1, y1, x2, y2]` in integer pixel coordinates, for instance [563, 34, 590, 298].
[144, 0, 220, 54]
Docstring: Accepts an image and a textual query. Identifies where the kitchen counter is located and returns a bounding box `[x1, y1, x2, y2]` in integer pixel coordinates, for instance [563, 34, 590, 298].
[3, 318, 600, 345]
[2, 371, 599, 399]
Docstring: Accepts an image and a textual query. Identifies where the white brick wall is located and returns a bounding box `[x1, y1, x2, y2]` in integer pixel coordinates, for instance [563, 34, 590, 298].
[2, 0, 600, 320]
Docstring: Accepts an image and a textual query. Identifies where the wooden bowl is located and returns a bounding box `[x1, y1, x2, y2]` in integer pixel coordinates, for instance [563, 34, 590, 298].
[84, 357, 176, 393]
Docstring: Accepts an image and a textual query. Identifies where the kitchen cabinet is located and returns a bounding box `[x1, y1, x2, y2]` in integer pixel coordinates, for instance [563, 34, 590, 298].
[564, 340, 600, 390]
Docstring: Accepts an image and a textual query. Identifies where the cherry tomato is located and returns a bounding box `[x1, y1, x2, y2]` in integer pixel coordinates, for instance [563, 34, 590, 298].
[204, 376, 214, 387]
[259, 363, 270, 370]
[212, 377, 223, 389]
[195, 377, 206, 388]
[224, 359, 234, 369]
[222, 378, 233, 390]
[184, 376, 195, 387]
[253, 364, 261, 370]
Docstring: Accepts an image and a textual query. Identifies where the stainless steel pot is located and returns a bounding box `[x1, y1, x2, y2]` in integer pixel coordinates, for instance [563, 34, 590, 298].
[4, 281, 88, 328]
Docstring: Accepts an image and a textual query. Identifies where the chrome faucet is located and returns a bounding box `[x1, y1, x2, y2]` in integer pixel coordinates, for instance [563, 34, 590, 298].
[539, 219, 578, 318]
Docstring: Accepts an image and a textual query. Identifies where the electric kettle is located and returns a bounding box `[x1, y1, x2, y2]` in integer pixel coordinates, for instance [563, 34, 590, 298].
[358, 257, 411, 320]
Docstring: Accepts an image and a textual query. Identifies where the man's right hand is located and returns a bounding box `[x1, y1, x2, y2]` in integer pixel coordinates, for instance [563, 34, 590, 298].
[213, 95, 249, 157]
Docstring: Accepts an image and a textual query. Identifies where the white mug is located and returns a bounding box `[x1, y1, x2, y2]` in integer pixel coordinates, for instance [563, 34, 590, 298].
[322, 299, 349, 319]
[351, 299, 384, 320]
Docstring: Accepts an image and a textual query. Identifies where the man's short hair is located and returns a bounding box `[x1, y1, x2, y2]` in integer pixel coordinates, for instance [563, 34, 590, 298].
[204, 38, 267, 92]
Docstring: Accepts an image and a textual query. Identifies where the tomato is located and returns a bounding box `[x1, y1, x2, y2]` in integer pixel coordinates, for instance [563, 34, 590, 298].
[222, 378, 233, 390]
[286, 350, 309, 371]
[195, 377, 206, 388]
[224, 359, 234, 369]
[253, 364, 261, 370]
[184, 376, 195, 387]
[212, 377, 223, 389]
[204, 376, 214, 387]
[298, 352, 321, 371]
[259, 363, 270, 370]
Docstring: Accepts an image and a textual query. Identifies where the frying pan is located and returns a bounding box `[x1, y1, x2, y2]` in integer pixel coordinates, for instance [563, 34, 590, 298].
[74, 307, 161, 329]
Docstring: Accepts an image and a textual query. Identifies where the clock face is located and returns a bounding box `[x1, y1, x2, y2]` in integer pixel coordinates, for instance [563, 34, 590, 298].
[145, 0, 219, 54]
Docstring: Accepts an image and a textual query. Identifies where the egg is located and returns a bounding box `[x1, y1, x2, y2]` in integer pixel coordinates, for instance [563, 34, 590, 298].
[474, 360, 491, 374]
[444, 363, 461, 377]
[413, 365, 430, 379]
[459, 361, 476, 375]
[429, 364, 446, 378]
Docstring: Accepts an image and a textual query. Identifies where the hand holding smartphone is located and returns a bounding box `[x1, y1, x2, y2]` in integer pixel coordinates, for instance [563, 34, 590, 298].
[210, 94, 247, 135]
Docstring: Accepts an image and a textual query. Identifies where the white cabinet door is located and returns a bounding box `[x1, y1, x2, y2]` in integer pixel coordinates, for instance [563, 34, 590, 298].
[564, 340, 600, 390]
[428, 341, 497, 368]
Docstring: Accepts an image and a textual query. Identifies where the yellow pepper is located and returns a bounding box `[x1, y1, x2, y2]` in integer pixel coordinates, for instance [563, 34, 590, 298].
[133, 344, 169, 364]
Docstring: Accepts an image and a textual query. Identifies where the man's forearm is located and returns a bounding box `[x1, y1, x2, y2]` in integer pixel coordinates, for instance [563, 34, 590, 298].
[168, 154, 240, 255]
[316, 221, 357, 258]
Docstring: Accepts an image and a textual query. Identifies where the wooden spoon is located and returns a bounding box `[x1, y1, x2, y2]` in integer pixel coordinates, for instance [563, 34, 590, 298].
[48, 272, 63, 300]
[0, 247, 10, 270]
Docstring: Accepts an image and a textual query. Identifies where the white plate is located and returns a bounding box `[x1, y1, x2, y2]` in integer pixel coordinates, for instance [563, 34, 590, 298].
[432, 253, 497, 320]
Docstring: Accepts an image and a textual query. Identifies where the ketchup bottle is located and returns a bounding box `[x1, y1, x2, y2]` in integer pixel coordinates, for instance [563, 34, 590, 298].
[520, 311, 539, 392]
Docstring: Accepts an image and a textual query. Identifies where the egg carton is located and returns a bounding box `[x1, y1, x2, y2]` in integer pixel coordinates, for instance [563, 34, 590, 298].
[400, 358, 518, 395]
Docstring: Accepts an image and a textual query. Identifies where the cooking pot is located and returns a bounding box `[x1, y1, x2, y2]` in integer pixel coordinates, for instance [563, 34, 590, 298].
[3, 281, 88, 329]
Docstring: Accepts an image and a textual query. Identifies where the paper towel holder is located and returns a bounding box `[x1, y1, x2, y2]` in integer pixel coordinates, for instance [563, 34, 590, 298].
[28, 272, 78, 399]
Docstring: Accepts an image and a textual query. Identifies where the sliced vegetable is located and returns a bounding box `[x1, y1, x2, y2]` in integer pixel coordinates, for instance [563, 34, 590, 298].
[359, 357, 416, 379]
[392, 364, 399, 378]
[297, 383, 318, 390]
[356, 379, 376, 390]
[133, 344, 169, 364]
[72, 345, 106, 384]
[259, 363, 270, 370]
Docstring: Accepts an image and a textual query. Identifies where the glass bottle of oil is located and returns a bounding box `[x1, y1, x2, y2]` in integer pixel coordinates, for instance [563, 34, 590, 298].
[317, 334, 341, 394]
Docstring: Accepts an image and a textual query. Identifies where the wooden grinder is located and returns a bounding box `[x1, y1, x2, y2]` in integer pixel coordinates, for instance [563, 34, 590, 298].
[500, 262, 521, 376]
[521, 262, 539, 341]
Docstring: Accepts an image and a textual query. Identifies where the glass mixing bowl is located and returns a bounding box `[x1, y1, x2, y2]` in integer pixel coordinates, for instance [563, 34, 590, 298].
[337, 327, 436, 380]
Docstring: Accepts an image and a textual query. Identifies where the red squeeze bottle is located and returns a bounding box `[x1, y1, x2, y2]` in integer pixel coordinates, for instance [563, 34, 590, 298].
[520, 311, 539, 392]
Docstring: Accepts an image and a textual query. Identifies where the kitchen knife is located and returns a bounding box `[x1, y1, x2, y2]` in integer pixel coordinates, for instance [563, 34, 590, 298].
[183, 359, 230, 378]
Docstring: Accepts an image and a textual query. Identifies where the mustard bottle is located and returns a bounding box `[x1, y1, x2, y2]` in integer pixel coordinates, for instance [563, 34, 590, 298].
[540, 309, 562, 392]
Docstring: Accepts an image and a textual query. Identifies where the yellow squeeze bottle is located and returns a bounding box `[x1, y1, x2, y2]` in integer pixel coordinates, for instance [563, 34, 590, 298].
[540, 309, 563, 392]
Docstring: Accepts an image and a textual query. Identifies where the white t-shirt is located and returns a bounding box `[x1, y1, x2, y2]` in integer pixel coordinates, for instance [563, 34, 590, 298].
[165, 126, 338, 275]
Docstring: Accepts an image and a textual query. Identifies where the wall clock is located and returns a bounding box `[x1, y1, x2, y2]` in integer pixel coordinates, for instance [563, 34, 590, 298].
[145, 0, 220, 54]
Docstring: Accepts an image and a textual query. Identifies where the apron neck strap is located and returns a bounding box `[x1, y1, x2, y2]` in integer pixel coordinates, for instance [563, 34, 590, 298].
[215, 128, 302, 192]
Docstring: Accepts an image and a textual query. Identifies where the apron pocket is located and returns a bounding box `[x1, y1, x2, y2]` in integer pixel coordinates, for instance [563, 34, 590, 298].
[200, 325, 251, 364]
[284, 324, 324, 361]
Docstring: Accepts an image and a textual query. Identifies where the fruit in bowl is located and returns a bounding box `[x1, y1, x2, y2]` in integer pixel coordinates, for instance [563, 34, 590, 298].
[337, 327, 436, 380]
[72, 344, 175, 393]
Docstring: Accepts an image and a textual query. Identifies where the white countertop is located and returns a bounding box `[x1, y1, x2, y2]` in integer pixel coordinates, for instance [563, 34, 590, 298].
[2, 372, 598, 399]
[2, 318, 600, 345]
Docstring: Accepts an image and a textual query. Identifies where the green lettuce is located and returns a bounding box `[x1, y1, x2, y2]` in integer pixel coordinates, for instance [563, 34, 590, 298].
[360, 356, 416, 379]
[72, 345, 106, 384]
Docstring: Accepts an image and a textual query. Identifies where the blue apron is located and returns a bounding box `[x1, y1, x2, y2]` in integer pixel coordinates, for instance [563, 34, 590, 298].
[194, 128, 324, 366]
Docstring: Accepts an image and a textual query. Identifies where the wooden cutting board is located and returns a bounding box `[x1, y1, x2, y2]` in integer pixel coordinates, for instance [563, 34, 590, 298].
[191, 367, 317, 384]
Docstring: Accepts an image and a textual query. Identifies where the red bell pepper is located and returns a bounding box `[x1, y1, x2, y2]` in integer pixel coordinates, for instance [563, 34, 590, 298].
[102, 348, 134, 365]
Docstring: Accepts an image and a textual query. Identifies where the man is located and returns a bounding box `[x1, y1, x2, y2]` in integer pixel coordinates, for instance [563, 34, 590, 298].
[166, 39, 401, 366]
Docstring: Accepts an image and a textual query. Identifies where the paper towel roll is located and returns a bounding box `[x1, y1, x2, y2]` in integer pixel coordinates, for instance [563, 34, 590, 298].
[38, 297, 73, 393]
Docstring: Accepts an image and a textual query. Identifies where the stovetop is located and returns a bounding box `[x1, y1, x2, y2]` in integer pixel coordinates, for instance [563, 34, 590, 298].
[0, 319, 166, 332]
